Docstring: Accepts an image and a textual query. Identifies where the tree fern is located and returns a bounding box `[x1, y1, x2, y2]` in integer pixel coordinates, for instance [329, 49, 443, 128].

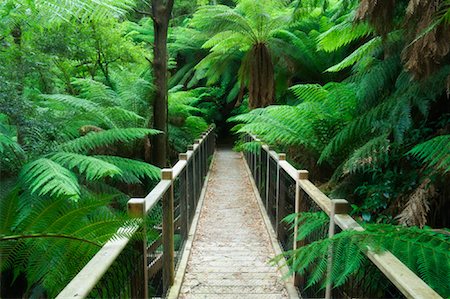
[408, 135, 450, 173]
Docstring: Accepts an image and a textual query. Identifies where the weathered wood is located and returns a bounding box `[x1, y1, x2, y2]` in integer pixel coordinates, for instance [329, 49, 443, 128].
[148, 253, 163, 279]
[162, 169, 175, 292]
[176, 149, 296, 298]
[55, 227, 139, 299]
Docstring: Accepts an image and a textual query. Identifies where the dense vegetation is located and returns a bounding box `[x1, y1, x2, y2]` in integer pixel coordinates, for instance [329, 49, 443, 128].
[1, 0, 449, 297]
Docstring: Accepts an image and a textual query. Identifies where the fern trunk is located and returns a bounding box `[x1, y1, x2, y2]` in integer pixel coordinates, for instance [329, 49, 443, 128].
[151, 0, 174, 168]
[248, 43, 275, 109]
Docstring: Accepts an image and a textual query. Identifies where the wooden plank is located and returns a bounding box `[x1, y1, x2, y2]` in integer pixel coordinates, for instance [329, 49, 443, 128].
[148, 234, 163, 254]
[148, 253, 163, 279]
[167, 152, 216, 299]
[278, 160, 297, 181]
[172, 160, 187, 180]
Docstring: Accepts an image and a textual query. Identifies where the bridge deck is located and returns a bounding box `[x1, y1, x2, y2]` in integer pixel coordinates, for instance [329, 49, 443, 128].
[177, 148, 294, 298]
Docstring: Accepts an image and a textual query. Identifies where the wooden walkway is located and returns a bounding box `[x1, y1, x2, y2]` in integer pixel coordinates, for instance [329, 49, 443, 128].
[175, 148, 297, 298]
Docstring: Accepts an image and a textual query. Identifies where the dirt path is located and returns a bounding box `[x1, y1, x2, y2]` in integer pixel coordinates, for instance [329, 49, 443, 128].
[178, 148, 290, 299]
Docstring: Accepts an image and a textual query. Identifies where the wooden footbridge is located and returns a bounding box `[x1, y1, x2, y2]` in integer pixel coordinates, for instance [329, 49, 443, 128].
[57, 127, 441, 299]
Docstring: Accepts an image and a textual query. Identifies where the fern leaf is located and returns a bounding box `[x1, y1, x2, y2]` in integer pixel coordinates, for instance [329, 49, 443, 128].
[318, 20, 374, 52]
[408, 135, 450, 173]
[289, 84, 329, 102]
[59, 128, 160, 153]
[19, 159, 80, 200]
[50, 152, 122, 181]
[94, 155, 160, 183]
[326, 37, 382, 72]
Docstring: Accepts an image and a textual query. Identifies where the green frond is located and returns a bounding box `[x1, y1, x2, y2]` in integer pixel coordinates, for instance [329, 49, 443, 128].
[326, 37, 381, 72]
[0, 194, 136, 296]
[408, 135, 450, 173]
[59, 128, 160, 154]
[71, 78, 120, 106]
[282, 213, 450, 296]
[19, 159, 80, 200]
[94, 155, 160, 184]
[318, 20, 374, 52]
[289, 83, 329, 102]
[50, 152, 122, 181]
[342, 133, 390, 174]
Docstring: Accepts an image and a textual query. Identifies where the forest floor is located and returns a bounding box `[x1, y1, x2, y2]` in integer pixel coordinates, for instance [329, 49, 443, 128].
[178, 148, 292, 299]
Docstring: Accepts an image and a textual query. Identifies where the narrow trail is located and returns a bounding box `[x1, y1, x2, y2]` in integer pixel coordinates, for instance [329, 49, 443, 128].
[178, 148, 290, 299]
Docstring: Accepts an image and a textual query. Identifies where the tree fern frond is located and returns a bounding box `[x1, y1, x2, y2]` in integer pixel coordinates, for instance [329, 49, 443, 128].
[343, 133, 390, 174]
[19, 159, 80, 200]
[282, 215, 450, 295]
[408, 135, 450, 173]
[326, 37, 381, 72]
[59, 128, 160, 154]
[289, 83, 329, 102]
[318, 19, 374, 52]
[94, 155, 160, 183]
[50, 152, 122, 180]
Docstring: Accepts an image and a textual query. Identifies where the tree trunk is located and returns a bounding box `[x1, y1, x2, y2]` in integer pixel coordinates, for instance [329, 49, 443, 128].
[151, 0, 174, 168]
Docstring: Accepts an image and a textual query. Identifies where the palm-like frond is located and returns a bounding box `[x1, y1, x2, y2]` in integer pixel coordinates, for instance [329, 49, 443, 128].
[0, 193, 136, 296]
[95, 155, 160, 183]
[19, 158, 80, 200]
[408, 135, 450, 173]
[59, 128, 160, 153]
[50, 152, 122, 180]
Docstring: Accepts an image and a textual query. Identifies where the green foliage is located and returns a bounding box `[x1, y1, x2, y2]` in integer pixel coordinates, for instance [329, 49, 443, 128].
[19, 158, 81, 200]
[95, 155, 160, 183]
[281, 212, 450, 296]
[59, 128, 159, 153]
[0, 191, 137, 296]
[408, 135, 450, 173]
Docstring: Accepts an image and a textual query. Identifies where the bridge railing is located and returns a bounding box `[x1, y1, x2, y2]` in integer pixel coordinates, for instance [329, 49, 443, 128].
[243, 134, 442, 299]
[57, 126, 216, 298]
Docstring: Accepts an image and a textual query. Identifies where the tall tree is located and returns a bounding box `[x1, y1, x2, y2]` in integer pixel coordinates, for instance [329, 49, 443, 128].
[151, 0, 174, 167]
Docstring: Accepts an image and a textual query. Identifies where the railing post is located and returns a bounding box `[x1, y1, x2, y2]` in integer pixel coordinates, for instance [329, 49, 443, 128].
[179, 153, 189, 241]
[294, 170, 309, 287]
[194, 140, 201, 203]
[188, 144, 196, 208]
[275, 153, 285, 235]
[161, 169, 175, 293]
[127, 198, 148, 299]
[265, 145, 270, 211]
[325, 199, 350, 299]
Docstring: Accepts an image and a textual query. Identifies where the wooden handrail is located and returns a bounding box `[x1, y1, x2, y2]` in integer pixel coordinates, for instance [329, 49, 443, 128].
[246, 134, 442, 299]
[57, 126, 215, 298]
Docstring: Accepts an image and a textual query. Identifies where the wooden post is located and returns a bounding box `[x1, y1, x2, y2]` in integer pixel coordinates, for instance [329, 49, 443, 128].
[179, 153, 189, 240]
[325, 199, 349, 299]
[188, 144, 196, 207]
[294, 170, 309, 287]
[275, 154, 285, 235]
[265, 146, 270, 211]
[161, 169, 175, 293]
[127, 198, 148, 299]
